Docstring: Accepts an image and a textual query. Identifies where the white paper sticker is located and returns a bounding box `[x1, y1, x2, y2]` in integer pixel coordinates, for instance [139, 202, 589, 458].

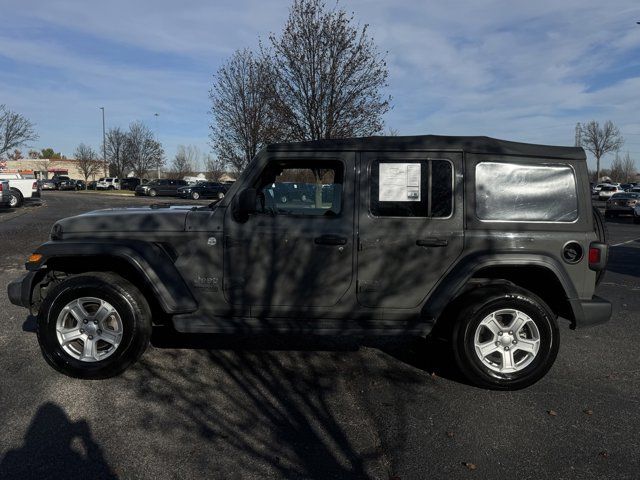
[379, 163, 421, 202]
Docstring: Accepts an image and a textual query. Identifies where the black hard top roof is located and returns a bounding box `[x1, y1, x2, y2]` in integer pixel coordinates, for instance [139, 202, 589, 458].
[267, 135, 585, 160]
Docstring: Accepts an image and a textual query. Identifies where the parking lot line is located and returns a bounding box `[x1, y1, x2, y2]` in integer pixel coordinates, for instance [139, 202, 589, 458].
[611, 237, 640, 247]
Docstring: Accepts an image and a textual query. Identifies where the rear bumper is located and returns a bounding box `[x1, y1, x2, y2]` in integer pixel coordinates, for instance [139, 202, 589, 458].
[570, 296, 611, 328]
[7, 271, 37, 309]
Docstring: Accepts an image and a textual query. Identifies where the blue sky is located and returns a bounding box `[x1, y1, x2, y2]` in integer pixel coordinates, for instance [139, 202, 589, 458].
[1, 0, 639, 170]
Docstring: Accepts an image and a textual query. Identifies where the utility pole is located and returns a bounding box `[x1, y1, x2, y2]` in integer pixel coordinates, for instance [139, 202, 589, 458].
[154, 113, 160, 179]
[100, 107, 107, 176]
[574, 122, 581, 147]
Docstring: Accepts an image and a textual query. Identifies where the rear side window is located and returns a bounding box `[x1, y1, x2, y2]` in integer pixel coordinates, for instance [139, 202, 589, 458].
[370, 159, 453, 217]
[476, 162, 578, 222]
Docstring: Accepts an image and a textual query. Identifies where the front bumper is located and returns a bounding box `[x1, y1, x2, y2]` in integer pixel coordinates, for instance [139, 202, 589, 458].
[570, 296, 611, 328]
[7, 271, 37, 309]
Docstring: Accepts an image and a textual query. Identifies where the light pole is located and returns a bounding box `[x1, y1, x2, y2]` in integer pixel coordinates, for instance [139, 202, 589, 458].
[154, 113, 160, 179]
[99, 107, 107, 176]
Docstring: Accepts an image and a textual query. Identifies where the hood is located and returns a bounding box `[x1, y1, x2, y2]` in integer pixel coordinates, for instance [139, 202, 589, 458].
[54, 205, 195, 235]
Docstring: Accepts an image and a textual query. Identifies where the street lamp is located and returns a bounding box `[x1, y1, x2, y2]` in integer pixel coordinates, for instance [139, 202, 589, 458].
[99, 107, 106, 176]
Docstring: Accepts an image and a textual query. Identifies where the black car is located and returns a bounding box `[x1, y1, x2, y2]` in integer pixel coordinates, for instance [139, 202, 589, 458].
[134, 179, 188, 197]
[58, 179, 78, 191]
[75, 180, 86, 190]
[176, 182, 227, 200]
[51, 175, 70, 190]
[120, 177, 142, 191]
[86, 180, 97, 190]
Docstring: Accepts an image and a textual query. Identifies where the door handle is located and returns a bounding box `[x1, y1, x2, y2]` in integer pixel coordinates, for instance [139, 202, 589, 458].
[315, 234, 347, 246]
[416, 238, 448, 247]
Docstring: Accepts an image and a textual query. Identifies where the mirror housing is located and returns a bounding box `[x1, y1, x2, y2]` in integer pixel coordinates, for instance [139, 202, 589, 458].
[233, 188, 257, 222]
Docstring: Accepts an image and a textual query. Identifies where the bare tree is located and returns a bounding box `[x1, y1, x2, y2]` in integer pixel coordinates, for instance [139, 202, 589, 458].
[266, 0, 391, 141]
[0, 105, 38, 159]
[105, 127, 129, 178]
[125, 121, 164, 178]
[579, 120, 624, 182]
[610, 151, 624, 182]
[171, 145, 199, 179]
[621, 152, 636, 183]
[8, 149, 22, 161]
[209, 49, 280, 175]
[35, 158, 51, 179]
[74, 143, 101, 181]
[204, 154, 227, 181]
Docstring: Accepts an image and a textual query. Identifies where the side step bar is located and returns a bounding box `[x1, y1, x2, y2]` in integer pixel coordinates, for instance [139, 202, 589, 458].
[172, 314, 432, 336]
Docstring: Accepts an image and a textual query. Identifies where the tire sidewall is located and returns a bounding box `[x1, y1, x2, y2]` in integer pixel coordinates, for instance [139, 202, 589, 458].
[9, 189, 22, 208]
[37, 277, 149, 378]
[192, 191, 200, 200]
[149, 189, 157, 197]
[454, 290, 559, 390]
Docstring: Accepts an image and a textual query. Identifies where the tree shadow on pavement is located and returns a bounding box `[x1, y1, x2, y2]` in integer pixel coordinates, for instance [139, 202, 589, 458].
[0, 402, 116, 480]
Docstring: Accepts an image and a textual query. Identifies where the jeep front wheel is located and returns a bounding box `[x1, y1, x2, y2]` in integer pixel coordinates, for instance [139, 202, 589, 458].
[36, 273, 151, 379]
[452, 286, 559, 390]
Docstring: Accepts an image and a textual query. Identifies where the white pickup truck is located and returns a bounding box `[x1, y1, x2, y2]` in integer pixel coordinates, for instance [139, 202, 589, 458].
[0, 173, 41, 208]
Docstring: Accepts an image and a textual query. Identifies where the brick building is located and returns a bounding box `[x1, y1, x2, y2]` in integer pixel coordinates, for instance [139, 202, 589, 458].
[0, 158, 108, 180]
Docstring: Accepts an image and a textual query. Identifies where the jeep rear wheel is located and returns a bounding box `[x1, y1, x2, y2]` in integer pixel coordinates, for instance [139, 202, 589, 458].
[452, 286, 559, 390]
[36, 273, 151, 379]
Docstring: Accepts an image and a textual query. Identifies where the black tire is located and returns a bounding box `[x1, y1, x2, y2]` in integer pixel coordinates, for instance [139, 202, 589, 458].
[108, 185, 115, 190]
[191, 191, 200, 200]
[36, 273, 152, 379]
[592, 206, 608, 284]
[149, 189, 157, 197]
[452, 286, 559, 390]
[9, 188, 23, 208]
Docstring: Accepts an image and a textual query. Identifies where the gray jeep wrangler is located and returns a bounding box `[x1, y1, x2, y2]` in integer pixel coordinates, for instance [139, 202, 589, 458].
[8, 135, 611, 389]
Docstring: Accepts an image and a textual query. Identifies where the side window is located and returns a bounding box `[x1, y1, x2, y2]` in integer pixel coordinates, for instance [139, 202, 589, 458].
[370, 159, 453, 217]
[254, 160, 343, 217]
[159, 179, 168, 186]
[475, 162, 578, 222]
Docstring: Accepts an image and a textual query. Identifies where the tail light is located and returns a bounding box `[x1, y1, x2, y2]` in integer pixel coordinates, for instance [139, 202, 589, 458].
[589, 242, 607, 271]
[32, 181, 38, 190]
[0, 183, 3, 192]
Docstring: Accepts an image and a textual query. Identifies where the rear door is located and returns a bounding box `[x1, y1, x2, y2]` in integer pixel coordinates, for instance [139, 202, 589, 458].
[357, 152, 464, 308]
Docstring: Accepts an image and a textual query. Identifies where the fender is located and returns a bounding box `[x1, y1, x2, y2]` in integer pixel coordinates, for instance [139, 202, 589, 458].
[422, 251, 579, 322]
[25, 240, 198, 314]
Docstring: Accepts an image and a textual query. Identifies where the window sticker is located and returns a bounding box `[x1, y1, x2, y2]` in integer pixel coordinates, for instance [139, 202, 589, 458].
[379, 163, 421, 202]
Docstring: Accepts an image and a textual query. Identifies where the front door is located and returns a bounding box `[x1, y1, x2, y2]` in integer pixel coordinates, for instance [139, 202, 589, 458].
[356, 152, 464, 309]
[223, 153, 355, 312]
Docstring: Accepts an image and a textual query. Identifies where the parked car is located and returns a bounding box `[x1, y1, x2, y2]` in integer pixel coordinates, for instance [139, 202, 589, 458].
[605, 192, 640, 217]
[598, 185, 623, 200]
[75, 179, 86, 190]
[266, 182, 316, 204]
[634, 204, 640, 224]
[40, 180, 57, 191]
[135, 179, 188, 197]
[58, 179, 78, 191]
[0, 173, 41, 208]
[176, 182, 227, 200]
[86, 180, 98, 190]
[120, 177, 142, 191]
[51, 175, 70, 190]
[8, 135, 610, 390]
[0, 180, 11, 207]
[96, 178, 120, 190]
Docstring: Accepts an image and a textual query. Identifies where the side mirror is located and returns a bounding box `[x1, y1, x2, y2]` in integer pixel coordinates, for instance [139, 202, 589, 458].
[233, 188, 257, 222]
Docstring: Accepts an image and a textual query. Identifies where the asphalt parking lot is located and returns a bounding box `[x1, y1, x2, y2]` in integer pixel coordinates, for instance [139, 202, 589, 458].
[0, 192, 639, 479]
